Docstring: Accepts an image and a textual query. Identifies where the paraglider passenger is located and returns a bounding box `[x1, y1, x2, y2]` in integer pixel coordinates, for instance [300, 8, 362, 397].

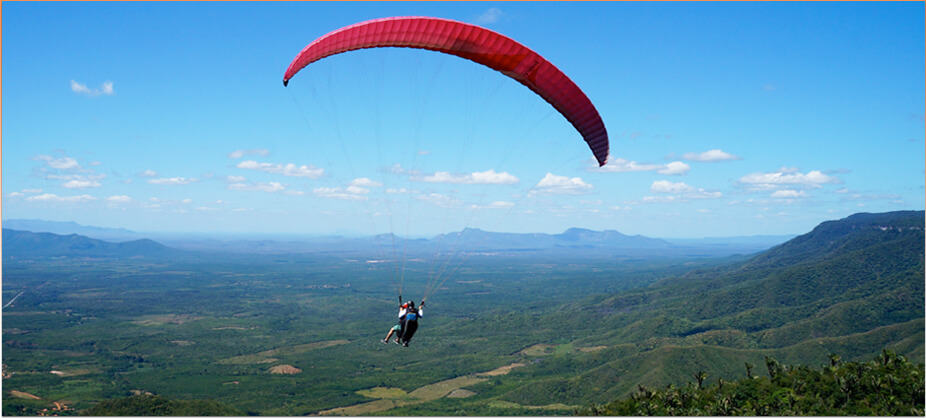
[381, 302, 408, 344]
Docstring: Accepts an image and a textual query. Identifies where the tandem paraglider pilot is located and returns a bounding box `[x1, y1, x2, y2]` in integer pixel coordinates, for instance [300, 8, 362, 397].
[381, 300, 424, 347]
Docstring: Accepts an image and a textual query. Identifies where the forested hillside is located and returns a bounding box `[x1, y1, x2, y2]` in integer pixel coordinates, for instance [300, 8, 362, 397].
[466, 211, 924, 409]
[583, 349, 923, 416]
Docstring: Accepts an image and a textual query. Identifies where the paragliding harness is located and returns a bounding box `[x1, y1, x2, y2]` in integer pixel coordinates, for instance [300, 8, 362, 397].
[397, 295, 424, 346]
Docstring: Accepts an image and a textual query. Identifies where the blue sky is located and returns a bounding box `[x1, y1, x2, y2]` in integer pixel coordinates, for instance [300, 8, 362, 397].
[2, 2, 923, 238]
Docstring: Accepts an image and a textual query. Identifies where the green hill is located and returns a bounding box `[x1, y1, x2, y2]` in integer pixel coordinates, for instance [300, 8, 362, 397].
[490, 211, 924, 407]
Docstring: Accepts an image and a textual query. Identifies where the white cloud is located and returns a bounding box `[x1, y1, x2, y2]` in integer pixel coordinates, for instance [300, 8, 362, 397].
[314, 186, 368, 201]
[149, 177, 196, 185]
[386, 163, 410, 175]
[351, 178, 383, 188]
[237, 160, 324, 178]
[63, 179, 102, 189]
[106, 195, 133, 203]
[641, 195, 678, 204]
[228, 149, 270, 159]
[476, 7, 504, 24]
[414, 169, 518, 185]
[738, 168, 841, 190]
[645, 180, 722, 202]
[597, 158, 662, 173]
[385, 188, 419, 195]
[659, 161, 690, 175]
[70, 80, 91, 94]
[771, 190, 808, 198]
[228, 181, 286, 193]
[47, 173, 101, 182]
[687, 190, 723, 199]
[532, 173, 593, 195]
[471, 201, 515, 209]
[34, 155, 80, 170]
[651, 180, 694, 194]
[226, 175, 247, 183]
[26, 193, 96, 203]
[682, 149, 741, 162]
[140, 170, 158, 178]
[595, 158, 688, 175]
[33, 155, 109, 188]
[71, 80, 114, 96]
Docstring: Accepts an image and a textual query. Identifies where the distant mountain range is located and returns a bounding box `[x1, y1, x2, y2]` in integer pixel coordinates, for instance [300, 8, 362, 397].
[2, 219, 140, 241]
[2, 229, 184, 259]
[2, 219, 792, 258]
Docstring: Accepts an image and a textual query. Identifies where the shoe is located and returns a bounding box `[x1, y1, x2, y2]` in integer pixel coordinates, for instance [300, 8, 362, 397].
[402, 342, 408, 347]
[380, 339, 388, 344]
[394, 340, 401, 345]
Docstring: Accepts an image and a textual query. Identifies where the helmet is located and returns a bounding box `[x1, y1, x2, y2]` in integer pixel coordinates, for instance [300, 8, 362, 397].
[406, 301, 415, 308]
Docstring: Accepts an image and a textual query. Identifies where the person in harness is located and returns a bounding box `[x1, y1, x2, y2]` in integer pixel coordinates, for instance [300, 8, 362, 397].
[381, 302, 409, 344]
[398, 300, 424, 347]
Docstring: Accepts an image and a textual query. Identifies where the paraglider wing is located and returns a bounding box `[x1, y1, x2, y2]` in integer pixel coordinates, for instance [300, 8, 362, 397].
[283, 16, 609, 167]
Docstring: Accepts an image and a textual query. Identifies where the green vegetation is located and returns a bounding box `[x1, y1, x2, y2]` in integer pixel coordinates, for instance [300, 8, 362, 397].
[582, 349, 924, 416]
[85, 394, 243, 416]
[2, 211, 923, 415]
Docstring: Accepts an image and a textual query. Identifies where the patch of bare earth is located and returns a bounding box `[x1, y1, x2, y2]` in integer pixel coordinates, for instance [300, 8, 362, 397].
[315, 362, 525, 415]
[10, 390, 41, 400]
[478, 363, 524, 377]
[218, 340, 348, 365]
[447, 389, 476, 398]
[49, 369, 93, 377]
[133, 314, 203, 326]
[269, 364, 301, 374]
[518, 343, 554, 356]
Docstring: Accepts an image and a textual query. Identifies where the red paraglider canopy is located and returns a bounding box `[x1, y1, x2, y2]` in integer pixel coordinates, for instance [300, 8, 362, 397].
[283, 16, 609, 167]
